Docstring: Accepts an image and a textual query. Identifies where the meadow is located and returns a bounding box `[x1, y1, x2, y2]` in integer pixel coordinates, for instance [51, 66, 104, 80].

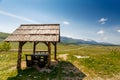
[0, 42, 120, 80]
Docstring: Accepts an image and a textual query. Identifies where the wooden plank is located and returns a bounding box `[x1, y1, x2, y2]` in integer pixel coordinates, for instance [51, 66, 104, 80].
[5, 24, 60, 42]
[35, 50, 48, 54]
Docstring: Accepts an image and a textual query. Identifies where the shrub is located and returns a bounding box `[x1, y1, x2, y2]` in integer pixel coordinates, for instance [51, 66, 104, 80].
[0, 42, 11, 52]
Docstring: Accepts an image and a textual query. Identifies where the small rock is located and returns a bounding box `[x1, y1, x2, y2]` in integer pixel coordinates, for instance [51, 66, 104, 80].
[34, 76, 37, 78]
[19, 74, 22, 77]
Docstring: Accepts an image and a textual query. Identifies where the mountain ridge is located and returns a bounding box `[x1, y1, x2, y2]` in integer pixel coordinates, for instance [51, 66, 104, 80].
[60, 36, 114, 45]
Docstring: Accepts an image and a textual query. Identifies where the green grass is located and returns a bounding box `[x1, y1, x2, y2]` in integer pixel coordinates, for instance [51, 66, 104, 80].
[0, 42, 120, 79]
[66, 45, 120, 78]
[79, 50, 120, 76]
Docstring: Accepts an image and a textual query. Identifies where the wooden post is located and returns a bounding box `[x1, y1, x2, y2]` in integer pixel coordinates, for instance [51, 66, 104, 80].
[48, 42, 51, 67]
[52, 42, 57, 60]
[33, 42, 36, 54]
[33, 42, 39, 54]
[54, 43, 57, 60]
[17, 42, 26, 69]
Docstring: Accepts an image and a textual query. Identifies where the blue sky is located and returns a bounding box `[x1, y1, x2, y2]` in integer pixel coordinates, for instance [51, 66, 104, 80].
[0, 0, 120, 44]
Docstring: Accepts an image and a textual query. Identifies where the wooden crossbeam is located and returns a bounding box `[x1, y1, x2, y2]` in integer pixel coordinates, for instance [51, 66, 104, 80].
[44, 42, 48, 47]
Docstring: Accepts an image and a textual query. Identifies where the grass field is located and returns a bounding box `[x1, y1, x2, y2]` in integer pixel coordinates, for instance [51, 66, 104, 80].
[0, 42, 120, 80]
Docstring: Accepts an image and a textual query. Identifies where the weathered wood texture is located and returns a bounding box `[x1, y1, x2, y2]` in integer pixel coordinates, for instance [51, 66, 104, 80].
[5, 24, 60, 42]
[48, 42, 51, 67]
[33, 42, 39, 54]
[54, 43, 57, 60]
[52, 42, 57, 60]
[17, 42, 26, 69]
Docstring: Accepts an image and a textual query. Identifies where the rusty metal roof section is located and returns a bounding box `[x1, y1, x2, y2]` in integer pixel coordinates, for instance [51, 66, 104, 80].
[5, 24, 60, 42]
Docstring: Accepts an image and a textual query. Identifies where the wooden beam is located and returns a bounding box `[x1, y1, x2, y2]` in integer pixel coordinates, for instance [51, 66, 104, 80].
[33, 42, 39, 54]
[17, 42, 26, 69]
[47, 42, 51, 67]
[33, 42, 36, 54]
[44, 42, 48, 47]
[59, 27, 60, 42]
[52, 42, 57, 60]
[54, 43, 57, 60]
[52, 42, 55, 45]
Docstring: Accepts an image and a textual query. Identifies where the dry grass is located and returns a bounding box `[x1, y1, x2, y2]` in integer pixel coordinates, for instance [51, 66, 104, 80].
[0, 43, 120, 80]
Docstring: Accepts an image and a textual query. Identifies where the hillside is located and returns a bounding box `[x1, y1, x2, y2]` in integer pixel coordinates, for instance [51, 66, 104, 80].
[0, 32, 9, 41]
[0, 32, 114, 45]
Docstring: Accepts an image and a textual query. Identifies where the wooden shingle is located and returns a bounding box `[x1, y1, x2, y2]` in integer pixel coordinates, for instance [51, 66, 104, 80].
[5, 24, 60, 42]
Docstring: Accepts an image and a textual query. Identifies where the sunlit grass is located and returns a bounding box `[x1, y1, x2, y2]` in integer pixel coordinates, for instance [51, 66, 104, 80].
[0, 42, 120, 79]
[79, 50, 120, 76]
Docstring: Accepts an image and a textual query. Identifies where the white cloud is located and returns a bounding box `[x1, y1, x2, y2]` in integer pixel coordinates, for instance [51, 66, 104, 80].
[97, 30, 105, 35]
[0, 10, 38, 23]
[102, 37, 108, 40]
[98, 18, 107, 24]
[63, 21, 70, 25]
[117, 29, 120, 32]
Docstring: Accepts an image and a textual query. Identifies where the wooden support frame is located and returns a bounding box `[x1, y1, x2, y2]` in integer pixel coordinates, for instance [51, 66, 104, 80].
[17, 41, 26, 69]
[33, 42, 39, 54]
[54, 43, 57, 60]
[17, 41, 57, 69]
[44, 42, 48, 47]
[47, 42, 51, 67]
[52, 42, 57, 60]
[4, 24, 60, 69]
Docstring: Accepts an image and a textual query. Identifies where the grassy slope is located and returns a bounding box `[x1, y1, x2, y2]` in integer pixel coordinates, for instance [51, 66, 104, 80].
[0, 42, 120, 80]
[0, 32, 9, 41]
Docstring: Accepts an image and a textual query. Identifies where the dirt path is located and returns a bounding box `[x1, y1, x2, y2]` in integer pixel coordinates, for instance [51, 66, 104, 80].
[58, 54, 68, 60]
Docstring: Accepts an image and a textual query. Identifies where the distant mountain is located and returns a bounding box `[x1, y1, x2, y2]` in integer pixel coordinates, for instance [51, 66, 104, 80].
[60, 36, 114, 45]
[0, 32, 114, 45]
[60, 36, 97, 44]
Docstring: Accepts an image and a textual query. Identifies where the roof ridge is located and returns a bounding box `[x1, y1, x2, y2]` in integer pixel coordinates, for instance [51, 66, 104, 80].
[21, 24, 60, 26]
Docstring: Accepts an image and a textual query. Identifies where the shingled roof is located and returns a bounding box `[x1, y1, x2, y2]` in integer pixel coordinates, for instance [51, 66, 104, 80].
[5, 24, 60, 42]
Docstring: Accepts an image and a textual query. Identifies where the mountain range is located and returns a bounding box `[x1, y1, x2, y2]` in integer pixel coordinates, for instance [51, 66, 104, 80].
[60, 36, 114, 45]
[0, 32, 114, 45]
